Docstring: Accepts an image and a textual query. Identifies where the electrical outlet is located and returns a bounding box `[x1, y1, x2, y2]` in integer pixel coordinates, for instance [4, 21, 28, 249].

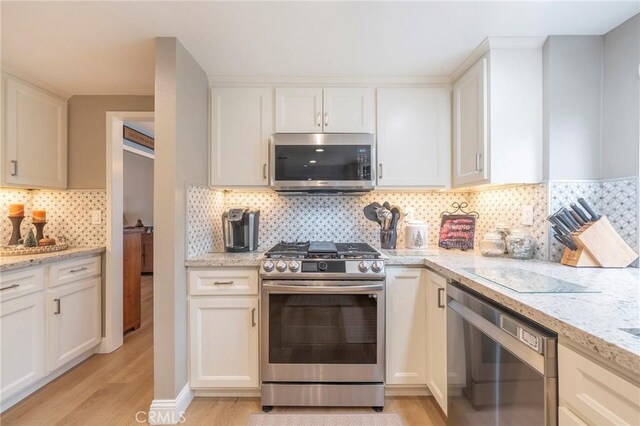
[91, 210, 102, 225]
[521, 205, 534, 226]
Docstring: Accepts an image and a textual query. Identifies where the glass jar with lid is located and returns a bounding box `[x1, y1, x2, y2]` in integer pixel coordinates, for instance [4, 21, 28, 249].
[480, 230, 507, 257]
[506, 228, 536, 259]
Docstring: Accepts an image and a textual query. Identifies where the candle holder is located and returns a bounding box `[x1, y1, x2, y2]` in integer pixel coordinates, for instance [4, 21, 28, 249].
[8, 216, 25, 246]
[33, 221, 47, 243]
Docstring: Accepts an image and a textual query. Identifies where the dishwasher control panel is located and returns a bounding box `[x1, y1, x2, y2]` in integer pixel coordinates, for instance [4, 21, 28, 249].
[500, 315, 542, 353]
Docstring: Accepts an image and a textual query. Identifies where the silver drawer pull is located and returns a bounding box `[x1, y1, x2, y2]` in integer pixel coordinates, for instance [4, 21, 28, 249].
[54, 298, 61, 315]
[213, 280, 234, 285]
[1, 283, 20, 291]
[70, 267, 88, 273]
[251, 308, 256, 327]
[437, 288, 445, 308]
[10, 160, 18, 176]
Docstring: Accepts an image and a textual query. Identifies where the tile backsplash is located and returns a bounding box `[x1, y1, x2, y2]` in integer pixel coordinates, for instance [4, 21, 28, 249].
[0, 189, 106, 247]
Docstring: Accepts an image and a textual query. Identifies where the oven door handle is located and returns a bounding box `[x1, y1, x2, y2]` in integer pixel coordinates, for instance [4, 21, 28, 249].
[262, 282, 383, 293]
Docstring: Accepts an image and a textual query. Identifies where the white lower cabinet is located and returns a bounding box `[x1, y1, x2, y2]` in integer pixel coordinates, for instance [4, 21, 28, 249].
[0, 292, 45, 400]
[426, 271, 448, 415]
[188, 267, 260, 390]
[385, 267, 427, 385]
[559, 343, 640, 426]
[46, 277, 101, 370]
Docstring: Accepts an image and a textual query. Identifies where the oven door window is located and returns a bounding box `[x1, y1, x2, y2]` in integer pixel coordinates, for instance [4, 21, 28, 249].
[269, 293, 378, 364]
[274, 145, 371, 181]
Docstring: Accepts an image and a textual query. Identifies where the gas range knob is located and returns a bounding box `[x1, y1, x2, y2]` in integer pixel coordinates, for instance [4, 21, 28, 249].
[318, 261, 328, 271]
[371, 261, 384, 273]
[275, 261, 288, 272]
[289, 260, 301, 272]
[263, 260, 275, 272]
[358, 261, 370, 272]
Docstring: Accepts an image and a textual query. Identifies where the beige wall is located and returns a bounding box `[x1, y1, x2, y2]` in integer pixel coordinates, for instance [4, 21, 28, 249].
[68, 96, 154, 189]
[123, 151, 154, 227]
[153, 38, 209, 400]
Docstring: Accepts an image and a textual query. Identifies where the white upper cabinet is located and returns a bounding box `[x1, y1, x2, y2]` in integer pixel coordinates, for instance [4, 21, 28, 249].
[275, 87, 373, 133]
[2, 73, 67, 189]
[275, 88, 323, 133]
[322, 88, 373, 133]
[453, 59, 487, 186]
[210, 87, 273, 187]
[377, 88, 451, 187]
[453, 39, 543, 187]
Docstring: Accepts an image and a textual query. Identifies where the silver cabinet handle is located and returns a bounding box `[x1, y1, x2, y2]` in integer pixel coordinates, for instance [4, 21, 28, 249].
[54, 298, 61, 315]
[251, 308, 256, 327]
[316, 112, 321, 127]
[475, 152, 483, 172]
[70, 267, 88, 273]
[0, 283, 20, 291]
[10, 160, 18, 176]
[263, 163, 267, 180]
[213, 280, 234, 285]
[437, 288, 445, 308]
[378, 163, 383, 179]
[324, 112, 329, 127]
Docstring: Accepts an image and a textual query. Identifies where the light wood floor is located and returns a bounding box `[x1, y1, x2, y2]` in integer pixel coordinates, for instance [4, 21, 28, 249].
[1, 274, 446, 426]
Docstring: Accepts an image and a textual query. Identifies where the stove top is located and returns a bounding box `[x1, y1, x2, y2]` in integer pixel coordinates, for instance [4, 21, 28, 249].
[265, 241, 381, 259]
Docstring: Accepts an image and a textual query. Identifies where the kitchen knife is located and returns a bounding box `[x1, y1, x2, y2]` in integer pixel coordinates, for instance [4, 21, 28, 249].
[568, 208, 586, 227]
[547, 214, 572, 235]
[553, 233, 577, 251]
[570, 203, 591, 223]
[578, 198, 601, 221]
[561, 208, 581, 230]
[555, 212, 579, 232]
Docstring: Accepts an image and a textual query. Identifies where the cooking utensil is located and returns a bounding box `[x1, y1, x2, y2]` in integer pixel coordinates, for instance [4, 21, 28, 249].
[561, 208, 581, 230]
[568, 209, 586, 227]
[390, 212, 399, 231]
[555, 212, 578, 232]
[363, 203, 382, 224]
[578, 198, 601, 221]
[570, 203, 591, 223]
[553, 233, 577, 251]
[547, 214, 571, 235]
[383, 202, 391, 210]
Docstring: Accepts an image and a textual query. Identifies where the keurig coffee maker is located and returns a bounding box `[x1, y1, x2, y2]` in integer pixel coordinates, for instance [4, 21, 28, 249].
[222, 208, 260, 252]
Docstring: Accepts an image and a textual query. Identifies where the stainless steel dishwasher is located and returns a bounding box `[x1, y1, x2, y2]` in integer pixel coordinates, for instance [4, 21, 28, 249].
[447, 282, 558, 426]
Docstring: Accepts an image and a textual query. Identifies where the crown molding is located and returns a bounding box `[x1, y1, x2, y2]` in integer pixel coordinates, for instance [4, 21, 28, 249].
[207, 75, 452, 87]
[1, 65, 72, 100]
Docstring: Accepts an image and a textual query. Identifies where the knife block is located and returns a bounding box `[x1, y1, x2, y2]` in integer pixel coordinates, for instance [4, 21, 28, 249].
[560, 216, 638, 268]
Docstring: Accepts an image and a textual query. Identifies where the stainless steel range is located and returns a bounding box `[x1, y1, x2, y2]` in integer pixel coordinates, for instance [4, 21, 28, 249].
[260, 241, 385, 412]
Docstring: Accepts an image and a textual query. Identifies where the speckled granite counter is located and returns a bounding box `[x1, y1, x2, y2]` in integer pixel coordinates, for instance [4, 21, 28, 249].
[383, 248, 640, 376]
[1, 246, 105, 272]
[185, 251, 265, 268]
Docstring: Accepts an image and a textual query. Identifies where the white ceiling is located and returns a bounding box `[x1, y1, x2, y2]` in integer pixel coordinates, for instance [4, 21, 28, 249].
[2, 1, 638, 96]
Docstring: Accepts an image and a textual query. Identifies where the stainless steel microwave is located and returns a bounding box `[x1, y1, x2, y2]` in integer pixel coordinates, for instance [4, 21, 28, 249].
[270, 133, 375, 193]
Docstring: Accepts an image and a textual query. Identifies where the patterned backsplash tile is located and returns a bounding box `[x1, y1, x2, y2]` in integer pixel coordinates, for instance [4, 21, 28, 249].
[0, 189, 106, 247]
[186, 185, 225, 258]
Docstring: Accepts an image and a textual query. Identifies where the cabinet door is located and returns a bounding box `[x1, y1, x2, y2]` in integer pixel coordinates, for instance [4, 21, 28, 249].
[426, 271, 448, 415]
[3, 74, 67, 189]
[385, 268, 426, 385]
[275, 88, 323, 133]
[189, 298, 259, 388]
[1, 292, 45, 400]
[323, 88, 373, 133]
[210, 87, 272, 186]
[47, 278, 101, 371]
[123, 232, 142, 332]
[377, 88, 451, 187]
[453, 58, 488, 187]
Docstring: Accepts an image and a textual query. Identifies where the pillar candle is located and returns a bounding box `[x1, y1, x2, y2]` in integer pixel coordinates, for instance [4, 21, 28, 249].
[32, 209, 46, 223]
[8, 204, 24, 217]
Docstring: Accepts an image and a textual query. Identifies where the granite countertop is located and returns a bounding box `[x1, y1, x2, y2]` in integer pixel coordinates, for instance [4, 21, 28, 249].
[383, 248, 640, 376]
[185, 251, 266, 267]
[1, 246, 106, 272]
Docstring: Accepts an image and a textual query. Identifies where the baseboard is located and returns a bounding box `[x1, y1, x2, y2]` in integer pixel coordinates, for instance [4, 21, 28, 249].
[194, 388, 261, 397]
[1, 346, 98, 413]
[385, 385, 431, 396]
[148, 383, 194, 425]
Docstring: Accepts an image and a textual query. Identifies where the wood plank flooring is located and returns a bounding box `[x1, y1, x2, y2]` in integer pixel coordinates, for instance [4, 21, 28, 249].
[1, 274, 446, 426]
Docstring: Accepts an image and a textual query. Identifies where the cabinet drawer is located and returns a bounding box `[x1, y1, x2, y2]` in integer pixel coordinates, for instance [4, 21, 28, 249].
[48, 256, 101, 288]
[0, 267, 44, 302]
[189, 268, 258, 296]
[559, 344, 640, 425]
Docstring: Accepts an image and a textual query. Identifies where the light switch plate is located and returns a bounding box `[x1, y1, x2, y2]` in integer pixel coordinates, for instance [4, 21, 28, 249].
[521, 205, 534, 226]
[91, 210, 102, 225]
